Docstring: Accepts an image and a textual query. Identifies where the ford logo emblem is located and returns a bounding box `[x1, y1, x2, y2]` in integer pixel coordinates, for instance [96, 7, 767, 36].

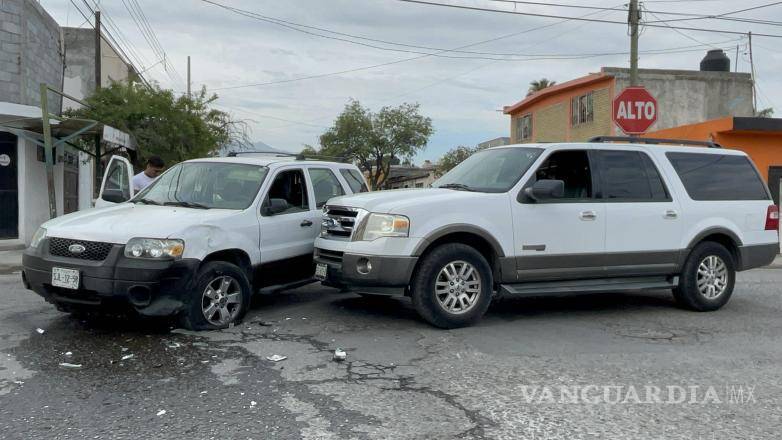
[68, 244, 86, 254]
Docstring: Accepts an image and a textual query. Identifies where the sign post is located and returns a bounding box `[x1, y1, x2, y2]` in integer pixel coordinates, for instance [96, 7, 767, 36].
[612, 87, 658, 135]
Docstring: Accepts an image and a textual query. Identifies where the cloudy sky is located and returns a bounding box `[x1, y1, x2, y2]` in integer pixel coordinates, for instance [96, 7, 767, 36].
[41, 0, 782, 163]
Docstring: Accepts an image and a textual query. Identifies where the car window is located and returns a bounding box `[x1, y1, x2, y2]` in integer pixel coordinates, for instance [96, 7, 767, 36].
[596, 150, 669, 201]
[533, 150, 592, 199]
[103, 159, 131, 201]
[433, 147, 542, 193]
[339, 168, 369, 193]
[666, 152, 769, 201]
[262, 169, 310, 215]
[309, 168, 345, 208]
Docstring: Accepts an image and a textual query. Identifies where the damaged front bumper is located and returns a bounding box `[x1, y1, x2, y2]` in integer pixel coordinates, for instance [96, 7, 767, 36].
[22, 240, 199, 316]
[314, 247, 417, 296]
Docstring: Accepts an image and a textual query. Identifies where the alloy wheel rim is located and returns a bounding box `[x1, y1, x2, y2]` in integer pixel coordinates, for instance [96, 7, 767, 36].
[696, 255, 728, 300]
[201, 276, 242, 326]
[435, 260, 481, 315]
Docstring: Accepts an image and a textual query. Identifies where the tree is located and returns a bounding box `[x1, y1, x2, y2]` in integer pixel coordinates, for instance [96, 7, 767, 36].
[528, 78, 556, 96]
[436, 145, 476, 176]
[69, 81, 248, 167]
[318, 100, 433, 189]
[757, 107, 774, 118]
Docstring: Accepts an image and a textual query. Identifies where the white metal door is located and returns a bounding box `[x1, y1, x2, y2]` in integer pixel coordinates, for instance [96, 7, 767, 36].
[95, 155, 134, 208]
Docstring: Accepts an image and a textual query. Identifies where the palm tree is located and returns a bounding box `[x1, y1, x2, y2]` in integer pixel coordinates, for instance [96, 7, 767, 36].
[528, 78, 557, 96]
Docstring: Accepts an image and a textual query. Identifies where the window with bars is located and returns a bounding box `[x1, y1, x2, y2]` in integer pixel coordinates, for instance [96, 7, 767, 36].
[516, 114, 532, 141]
[571, 92, 594, 126]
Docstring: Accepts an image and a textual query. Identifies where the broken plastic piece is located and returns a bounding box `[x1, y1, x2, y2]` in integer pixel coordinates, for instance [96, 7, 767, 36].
[121, 354, 134, 361]
[59, 362, 82, 369]
[250, 400, 257, 407]
[266, 355, 287, 362]
[36, 328, 45, 334]
[333, 348, 347, 362]
[64, 351, 73, 357]
[156, 410, 166, 416]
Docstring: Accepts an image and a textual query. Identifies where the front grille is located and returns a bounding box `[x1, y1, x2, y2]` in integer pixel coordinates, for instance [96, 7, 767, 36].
[316, 248, 344, 264]
[321, 206, 362, 240]
[48, 237, 114, 261]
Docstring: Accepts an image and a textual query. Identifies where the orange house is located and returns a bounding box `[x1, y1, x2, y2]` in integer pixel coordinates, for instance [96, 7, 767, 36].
[647, 117, 782, 201]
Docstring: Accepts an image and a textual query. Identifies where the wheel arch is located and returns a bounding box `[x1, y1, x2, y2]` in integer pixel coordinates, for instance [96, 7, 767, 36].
[201, 248, 253, 280]
[684, 228, 743, 268]
[411, 225, 506, 283]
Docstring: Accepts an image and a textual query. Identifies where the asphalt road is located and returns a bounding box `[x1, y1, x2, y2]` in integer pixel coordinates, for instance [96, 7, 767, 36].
[1, 268, 781, 439]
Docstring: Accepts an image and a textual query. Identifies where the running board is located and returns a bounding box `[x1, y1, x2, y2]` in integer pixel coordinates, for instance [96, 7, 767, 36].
[499, 276, 678, 298]
[257, 278, 317, 295]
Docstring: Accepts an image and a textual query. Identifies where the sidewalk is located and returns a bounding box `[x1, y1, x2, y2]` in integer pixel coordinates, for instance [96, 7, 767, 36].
[0, 249, 22, 274]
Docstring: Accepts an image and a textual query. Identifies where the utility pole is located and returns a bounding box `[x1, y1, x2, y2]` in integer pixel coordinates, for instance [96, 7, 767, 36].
[94, 9, 102, 198]
[748, 31, 757, 114]
[187, 55, 191, 98]
[735, 45, 739, 72]
[629, 0, 640, 86]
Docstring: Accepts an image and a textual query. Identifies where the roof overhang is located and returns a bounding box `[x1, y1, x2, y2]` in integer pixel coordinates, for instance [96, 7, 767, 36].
[503, 73, 612, 115]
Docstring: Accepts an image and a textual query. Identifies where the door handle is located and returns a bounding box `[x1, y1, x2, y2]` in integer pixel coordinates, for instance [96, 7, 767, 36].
[300, 220, 313, 227]
[579, 210, 597, 221]
[664, 210, 678, 219]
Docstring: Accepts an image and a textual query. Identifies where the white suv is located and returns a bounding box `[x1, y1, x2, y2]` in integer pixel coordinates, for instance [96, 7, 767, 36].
[22, 153, 368, 330]
[314, 139, 779, 328]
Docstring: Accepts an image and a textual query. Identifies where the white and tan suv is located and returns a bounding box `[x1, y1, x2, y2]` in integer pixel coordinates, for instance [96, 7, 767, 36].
[314, 138, 779, 328]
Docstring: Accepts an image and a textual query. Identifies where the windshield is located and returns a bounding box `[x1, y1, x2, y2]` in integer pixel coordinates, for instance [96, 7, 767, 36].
[433, 147, 543, 192]
[133, 162, 269, 209]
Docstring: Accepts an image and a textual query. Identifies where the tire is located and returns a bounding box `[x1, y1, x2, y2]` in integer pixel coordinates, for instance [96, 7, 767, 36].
[411, 243, 493, 329]
[180, 261, 252, 331]
[673, 241, 736, 312]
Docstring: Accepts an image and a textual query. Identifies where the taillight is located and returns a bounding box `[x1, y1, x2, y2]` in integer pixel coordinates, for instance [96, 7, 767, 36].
[765, 205, 779, 231]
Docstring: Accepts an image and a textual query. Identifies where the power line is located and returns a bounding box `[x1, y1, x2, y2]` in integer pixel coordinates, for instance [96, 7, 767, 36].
[394, 0, 782, 38]
[642, 1, 782, 25]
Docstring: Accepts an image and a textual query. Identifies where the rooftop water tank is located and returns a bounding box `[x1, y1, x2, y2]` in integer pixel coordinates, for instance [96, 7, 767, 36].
[700, 49, 731, 72]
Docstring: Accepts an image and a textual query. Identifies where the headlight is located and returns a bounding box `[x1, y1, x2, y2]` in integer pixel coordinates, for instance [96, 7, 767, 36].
[124, 238, 185, 259]
[358, 213, 410, 241]
[30, 227, 47, 248]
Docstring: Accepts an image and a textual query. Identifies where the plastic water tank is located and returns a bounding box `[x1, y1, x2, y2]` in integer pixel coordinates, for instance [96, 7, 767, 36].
[700, 49, 731, 72]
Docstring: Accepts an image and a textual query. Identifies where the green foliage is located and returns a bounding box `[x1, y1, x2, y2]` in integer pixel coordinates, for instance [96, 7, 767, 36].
[436, 145, 476, 176]
[528, 78, 557, 96]
[317, 100, 433, 189]
[757, 107, 774, 118]
[68, 81, 248, 167]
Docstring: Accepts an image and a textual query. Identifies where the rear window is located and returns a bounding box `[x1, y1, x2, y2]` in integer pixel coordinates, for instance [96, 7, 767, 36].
[666, 152, 769, 201]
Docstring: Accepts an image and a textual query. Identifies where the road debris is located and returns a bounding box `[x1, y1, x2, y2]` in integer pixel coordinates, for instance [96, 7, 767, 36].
[266, 355, 287, 362]
[256, 320, 274, 326]
[64, 351, 73, 357]
[59, 362, 82, 369]
[250, 401, 257, 407]
[121, 347, 129, 352]
[35, 328, 45, 334]
[166, 341, 181, 349]
[333, 348, 347, 362]
[156, 410, 166, 416]
[121, 354, 134, 361]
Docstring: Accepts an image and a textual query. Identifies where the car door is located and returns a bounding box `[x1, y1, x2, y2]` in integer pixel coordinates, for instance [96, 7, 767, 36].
[511, 149, 606, 281]
[95, 155, 134, 208]
[595, 149, 683, 276]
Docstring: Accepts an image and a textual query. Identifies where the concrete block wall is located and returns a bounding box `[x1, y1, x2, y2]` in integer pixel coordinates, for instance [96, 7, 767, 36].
[0, 0, 62, 110]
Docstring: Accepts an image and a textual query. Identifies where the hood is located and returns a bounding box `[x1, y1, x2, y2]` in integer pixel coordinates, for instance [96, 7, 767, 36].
[326, 188, 490, 214]
[42, 203, 240, 244]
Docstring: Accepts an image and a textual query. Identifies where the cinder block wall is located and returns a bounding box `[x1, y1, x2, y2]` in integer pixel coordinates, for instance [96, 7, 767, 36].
[0, 0, 63, 110]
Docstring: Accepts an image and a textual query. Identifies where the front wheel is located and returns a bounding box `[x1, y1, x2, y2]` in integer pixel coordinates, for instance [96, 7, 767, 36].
[411, 243, 493, 328]
[673, 241, 736, 312]
[180, 261, 251, 330]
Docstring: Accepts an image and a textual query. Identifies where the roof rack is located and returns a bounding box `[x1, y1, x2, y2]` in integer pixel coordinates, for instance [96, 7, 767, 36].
[588, 136, 722, 149]
[226, 150, 351, 163]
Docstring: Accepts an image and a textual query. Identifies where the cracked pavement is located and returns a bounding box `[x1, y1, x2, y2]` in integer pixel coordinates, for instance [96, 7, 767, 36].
[1, 268, 781, 439]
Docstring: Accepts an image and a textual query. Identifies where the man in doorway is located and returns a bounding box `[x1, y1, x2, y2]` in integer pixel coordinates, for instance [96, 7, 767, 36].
[132, 156, 165, 192]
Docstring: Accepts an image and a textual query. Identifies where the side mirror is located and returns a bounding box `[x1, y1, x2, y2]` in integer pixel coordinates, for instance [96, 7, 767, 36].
[101, 189, 130, 203]
[263, 198, 290, 215]
[524, 179, 565, 202]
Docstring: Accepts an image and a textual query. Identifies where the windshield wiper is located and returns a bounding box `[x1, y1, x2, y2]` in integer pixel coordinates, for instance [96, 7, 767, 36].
[437, 183, 476, 192]
[163, 201, 210, 209]
[134, 198, 161, 205]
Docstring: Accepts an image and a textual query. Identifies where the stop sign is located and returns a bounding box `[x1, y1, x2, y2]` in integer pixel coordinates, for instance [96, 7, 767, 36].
[612, 87, 658, 135]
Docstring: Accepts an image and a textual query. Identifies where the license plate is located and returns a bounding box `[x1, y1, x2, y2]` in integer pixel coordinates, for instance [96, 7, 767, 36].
[52, 267, 80, 290]
[315, 263, 328, 280]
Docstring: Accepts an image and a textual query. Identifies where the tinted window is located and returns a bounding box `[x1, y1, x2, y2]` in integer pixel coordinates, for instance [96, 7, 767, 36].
[666, 152, 769, 201]
[533, 150, 592, 199]
[339, 168, 368, 193]
[597, 150, 669, 201]
[309, 168, 344, 208]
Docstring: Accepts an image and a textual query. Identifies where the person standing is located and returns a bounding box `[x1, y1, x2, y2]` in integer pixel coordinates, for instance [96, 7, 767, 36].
[132, 156, 165, 192]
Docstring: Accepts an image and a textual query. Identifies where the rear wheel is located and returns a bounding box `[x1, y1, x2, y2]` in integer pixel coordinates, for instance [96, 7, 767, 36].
[411, 243, 493, 328]
[180, 261, 251, 330]
[673, 241, 735, 312]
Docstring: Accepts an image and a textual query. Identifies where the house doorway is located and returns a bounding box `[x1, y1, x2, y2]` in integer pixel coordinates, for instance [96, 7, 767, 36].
[0, 132, 18, 239]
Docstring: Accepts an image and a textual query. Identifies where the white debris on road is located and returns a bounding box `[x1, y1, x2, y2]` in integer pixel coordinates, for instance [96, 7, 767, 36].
[58, 363, 82, 369]
[35, 328, 44, 334]
[64, 352, 72, 357]
[250, 400, 257, 407]
[266, 355, 287, 362]
[156, 410, 166, 416]
[333, 348, 347, 362]
[121, 354, 134, 361]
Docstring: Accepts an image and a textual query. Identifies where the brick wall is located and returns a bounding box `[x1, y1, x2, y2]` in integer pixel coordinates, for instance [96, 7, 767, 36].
[569, 87, 611, 141]
[534, 102, 567, 143]
[0, 0, 62, 110]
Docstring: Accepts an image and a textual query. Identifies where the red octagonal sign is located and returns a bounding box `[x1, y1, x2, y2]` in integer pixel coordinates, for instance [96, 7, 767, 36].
[612, 87, 658, 135]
